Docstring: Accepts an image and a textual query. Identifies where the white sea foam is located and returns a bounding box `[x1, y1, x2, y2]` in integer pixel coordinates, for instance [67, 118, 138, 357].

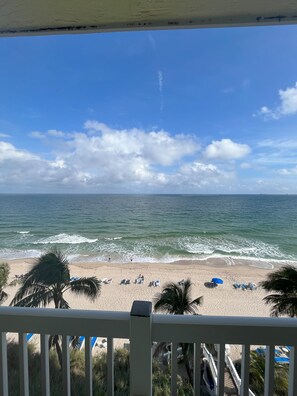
[0, 249, 41, 260]
[104, 237, 123, 241]
[33, 233, 98, 245]
[16, 231, 30, 234]
[179, 235, 284, 260]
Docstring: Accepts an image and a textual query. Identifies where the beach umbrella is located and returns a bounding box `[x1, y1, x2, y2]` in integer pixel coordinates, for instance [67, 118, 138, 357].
[211, 277, 223, 284]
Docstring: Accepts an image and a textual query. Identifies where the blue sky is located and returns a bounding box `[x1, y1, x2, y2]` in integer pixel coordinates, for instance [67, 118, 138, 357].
[1, 25, 297, 193]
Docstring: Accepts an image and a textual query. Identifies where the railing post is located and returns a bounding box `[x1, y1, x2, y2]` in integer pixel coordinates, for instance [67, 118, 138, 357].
[0, 333, 8, 396]
[130, 301, 152, 396]
[240, 344, 250, 396]
[264, 345, 274, 396]
[40, 334, 50, 396]
[19, 333, 29, 396]
[288, 346, 297, 396]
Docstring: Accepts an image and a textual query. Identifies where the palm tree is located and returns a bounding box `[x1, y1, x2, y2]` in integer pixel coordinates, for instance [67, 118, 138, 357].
[259, 265, 297, 317]
[154, 279, 203, 315]
[153, 279, 203, 385]
[11, 249, 101, 366]
[0, 262, 9, 305]
[249, 351, 289, 395]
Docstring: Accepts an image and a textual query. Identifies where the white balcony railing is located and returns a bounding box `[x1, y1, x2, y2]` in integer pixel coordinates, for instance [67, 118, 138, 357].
[0, 301, 297, 396]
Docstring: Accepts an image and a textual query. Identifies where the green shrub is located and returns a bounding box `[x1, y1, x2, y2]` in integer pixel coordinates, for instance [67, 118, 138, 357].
[6, 342, 194, 396]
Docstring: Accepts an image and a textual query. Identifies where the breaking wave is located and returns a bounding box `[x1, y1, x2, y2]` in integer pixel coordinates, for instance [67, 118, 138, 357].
[33, 233, 98, 245]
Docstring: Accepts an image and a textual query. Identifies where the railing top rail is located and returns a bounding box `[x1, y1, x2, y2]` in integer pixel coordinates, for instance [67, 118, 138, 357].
[0, 306, 130, 338]
[152, 314, 297, 345]
[0, 306, 128, 320]
[1, 306, 297, 345]
[153, 313, 297, 327]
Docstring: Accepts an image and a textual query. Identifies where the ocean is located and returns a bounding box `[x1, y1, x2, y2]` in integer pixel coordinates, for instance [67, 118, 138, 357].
[0, 194, 297, 267]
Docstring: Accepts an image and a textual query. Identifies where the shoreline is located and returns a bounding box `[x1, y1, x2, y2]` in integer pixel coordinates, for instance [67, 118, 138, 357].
[3, 255, 294, 271]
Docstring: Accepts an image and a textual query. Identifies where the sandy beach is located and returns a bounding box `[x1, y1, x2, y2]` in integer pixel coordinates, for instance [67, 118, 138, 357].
[3, 258, 273, 317]
[1, 258, 278, 360]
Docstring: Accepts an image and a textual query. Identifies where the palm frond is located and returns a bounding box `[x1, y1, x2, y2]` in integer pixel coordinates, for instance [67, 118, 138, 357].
[260, 265, 297, 318]
[11, 289, 54, 307]
[68, 277, 101, 301]
[20, 249, 70, 288]
[186, 296, 203, 314]
[10, 282, 51, 305]
[260, 266, 297, 293]
[58, 296, 70, 309]
[154, 278, 202, 315]
[263, 293, 297, 317]
[0, 290, 8, 304]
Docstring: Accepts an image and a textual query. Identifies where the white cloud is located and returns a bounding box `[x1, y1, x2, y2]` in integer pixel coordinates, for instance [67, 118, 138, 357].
[29, 131, 46, 139]
[7, 121, 289, 193]
[29, 129, 68, 139]
[0, 141, 38, 161]
[204, 139, 251, 160]
[240, 162, 252, 169]
[258, 138, 297, 150]
[0, 133, 10, 138]
[171, 161, 234, 189]
[82, 121, 198, 166]
[277, 166, 297, 176]
[256, 82, 297, 120]
[147, 33, 156, 51]
[0, 122, 203, 192]
[158, 70, 163, 93]
[157, 70, 164, 113]
[47, 129, 66, 138]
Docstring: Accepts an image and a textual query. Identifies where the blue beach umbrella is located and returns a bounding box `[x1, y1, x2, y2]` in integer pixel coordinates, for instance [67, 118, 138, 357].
[211, 277, 223, 284]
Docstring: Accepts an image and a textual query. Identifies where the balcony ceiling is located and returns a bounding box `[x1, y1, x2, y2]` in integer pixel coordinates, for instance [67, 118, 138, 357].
[0, 0, 297, 37]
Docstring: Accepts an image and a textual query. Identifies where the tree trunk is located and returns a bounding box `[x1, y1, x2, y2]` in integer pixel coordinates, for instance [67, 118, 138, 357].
[55, 338, 63, 369]
[182, 343, 193, 386]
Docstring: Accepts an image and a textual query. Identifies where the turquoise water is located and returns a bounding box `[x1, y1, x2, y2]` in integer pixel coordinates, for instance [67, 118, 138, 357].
[0, 194, 297, 266]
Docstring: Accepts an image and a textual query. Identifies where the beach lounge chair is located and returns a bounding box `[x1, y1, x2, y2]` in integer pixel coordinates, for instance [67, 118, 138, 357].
[91, 337, 97, 350]
[26, 333, 34, 342]
[120, 279, 126, 285]
[248, 282, 256, 290]
[275, 356, 290, 364]
[134, 276, 144, 284]
[77, 336, 85, 350]
[125, 279, 130, 285]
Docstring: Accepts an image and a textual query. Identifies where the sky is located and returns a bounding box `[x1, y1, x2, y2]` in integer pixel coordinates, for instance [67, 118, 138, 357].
[1, 25, 297, 194]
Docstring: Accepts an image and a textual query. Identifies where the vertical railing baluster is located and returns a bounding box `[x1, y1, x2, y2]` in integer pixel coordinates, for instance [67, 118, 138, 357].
[85, 337, 92, 396]
[288, 346, 297, 396]
[217, 343, 225, 396]
[40, 334, 50, 396]
[193, 341, 201, 396]
[241, 344, 250, 396]
[0, 333, 8, 396]
[19, 333, 29, 396]
[171, 341, 178, 396]
[62, 335, 71, 396]
[130, 301, 152, 396]
[264, 344, 274, 396]
[107, 337, 114, 396]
